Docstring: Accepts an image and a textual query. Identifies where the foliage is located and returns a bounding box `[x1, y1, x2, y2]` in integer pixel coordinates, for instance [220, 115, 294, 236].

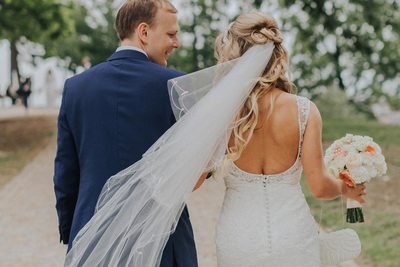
[170, 0, 400, 116]
[169, 0, 269, 73]
[277, 0, 400, 109]
[0, 0, 118, 74]
[45, 0, 119, 72]
[0, 0, 74, 80]
[0, 0, 73, 42]
[313, 86, 368, 120]
[169, 0, 228, 73]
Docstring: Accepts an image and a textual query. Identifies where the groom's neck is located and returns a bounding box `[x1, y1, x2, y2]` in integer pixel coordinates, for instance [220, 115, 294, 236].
[120, 38, 143, 50]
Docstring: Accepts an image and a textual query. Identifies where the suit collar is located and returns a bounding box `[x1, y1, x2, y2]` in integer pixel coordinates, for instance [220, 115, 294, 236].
[107, 50, 149, 62]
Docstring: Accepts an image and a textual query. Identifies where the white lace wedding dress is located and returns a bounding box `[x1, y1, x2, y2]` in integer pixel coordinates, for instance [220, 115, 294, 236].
[216, 96, 321, 267]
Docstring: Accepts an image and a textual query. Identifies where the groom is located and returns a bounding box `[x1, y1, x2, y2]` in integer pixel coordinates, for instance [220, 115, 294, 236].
[53, 0, 198, 266]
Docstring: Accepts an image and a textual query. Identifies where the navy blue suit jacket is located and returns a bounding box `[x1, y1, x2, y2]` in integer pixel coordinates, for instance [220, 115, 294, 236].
[54, 50, 197, 267]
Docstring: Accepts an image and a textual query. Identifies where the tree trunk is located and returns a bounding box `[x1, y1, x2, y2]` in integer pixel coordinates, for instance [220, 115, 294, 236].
[10, 40, 20, 85]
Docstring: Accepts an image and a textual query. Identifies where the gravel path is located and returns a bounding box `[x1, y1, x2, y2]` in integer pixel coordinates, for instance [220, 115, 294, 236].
[0, 139, 66, 267]
[0, 106, 58, 120]
[188, 178, 226, 267]
[0, 136, 224, 267]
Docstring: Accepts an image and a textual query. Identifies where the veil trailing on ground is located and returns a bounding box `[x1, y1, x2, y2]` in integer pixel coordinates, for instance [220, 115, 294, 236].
[64, 42, 275, 267]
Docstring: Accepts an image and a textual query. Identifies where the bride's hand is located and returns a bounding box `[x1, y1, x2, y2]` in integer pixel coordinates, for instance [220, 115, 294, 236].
[342, 182, 366, 204]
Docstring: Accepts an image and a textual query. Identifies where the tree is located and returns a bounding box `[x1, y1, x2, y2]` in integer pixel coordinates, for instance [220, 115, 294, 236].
[45, 0, 119, 72]
[277, 0, 400, 112]
[0, 0, 73, 83]
[168, 0, 278, 72]
[169, 0, 231, 73]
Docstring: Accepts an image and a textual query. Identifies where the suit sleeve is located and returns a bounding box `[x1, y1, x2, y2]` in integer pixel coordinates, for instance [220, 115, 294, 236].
[53, 80, 80, 244]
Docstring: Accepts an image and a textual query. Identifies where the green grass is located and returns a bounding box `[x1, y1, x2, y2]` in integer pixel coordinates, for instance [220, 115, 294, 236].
[302, 179, 400, 267]
[0, 152, 16, 164]
[302, 111, 400, 267]
[0, 116, 56, 189]
[322, 118, 400, 146]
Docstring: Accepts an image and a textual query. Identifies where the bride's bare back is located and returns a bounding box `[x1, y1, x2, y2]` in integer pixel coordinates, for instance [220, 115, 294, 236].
[195, 89, 365, 203]
[233, 89, 300, 175]
[231, 88, 366, 203]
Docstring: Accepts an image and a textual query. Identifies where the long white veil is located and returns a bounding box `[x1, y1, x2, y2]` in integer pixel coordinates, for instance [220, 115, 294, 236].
[64, 42, 275, 267]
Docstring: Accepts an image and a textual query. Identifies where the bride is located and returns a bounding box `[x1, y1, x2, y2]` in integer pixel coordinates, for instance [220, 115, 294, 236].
[64, 12, 366, 267]
[211, 12, 366, 266]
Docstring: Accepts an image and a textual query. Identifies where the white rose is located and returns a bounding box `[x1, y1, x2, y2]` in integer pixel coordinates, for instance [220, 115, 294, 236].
[347, 153, 363, 168]
[365, 165, 378, 179]
[348, 167, 370, 183]
[375, 160, 387, 175]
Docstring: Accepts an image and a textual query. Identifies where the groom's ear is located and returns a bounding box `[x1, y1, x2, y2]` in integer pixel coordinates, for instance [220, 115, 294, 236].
[136, 22, 150, 44]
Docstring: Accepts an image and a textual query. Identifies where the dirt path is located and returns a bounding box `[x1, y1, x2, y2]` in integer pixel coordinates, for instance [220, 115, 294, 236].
[0, 135, 224, 267]
[188, 178, 225, 267]
[0, 139, 66, 267]
[0, 106, 58, 121]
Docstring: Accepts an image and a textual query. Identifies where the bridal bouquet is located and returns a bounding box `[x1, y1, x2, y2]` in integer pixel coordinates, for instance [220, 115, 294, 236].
[324, 134, 387, 223]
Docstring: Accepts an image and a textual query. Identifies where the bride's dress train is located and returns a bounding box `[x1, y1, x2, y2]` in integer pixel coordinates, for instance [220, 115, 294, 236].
[216, 96, 321, 267]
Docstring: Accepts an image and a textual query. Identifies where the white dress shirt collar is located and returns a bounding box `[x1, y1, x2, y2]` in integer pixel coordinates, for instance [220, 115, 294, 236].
[116, 45, 148, 58]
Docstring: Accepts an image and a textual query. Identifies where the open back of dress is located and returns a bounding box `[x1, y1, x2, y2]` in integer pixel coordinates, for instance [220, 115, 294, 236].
[216, 96, 321, 267]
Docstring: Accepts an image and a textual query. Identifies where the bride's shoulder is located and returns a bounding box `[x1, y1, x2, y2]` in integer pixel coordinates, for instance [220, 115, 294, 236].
[278, 92, 297, 102]
[278, 93, 316, 109]
[277, 93, 307, 105]
[274, 92, 297, 110]
[308, 100, 322, 126]
[275, 93, 321, 123]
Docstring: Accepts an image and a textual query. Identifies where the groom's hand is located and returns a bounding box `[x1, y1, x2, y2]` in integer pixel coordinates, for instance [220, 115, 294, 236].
[192, 172, 211, 191]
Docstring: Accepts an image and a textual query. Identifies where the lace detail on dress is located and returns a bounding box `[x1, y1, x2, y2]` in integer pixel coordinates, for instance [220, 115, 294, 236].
[296, 96, 310, 159]
[229, 161, 301, 185]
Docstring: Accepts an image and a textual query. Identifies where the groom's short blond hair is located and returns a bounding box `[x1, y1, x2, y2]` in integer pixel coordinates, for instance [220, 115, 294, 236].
[115, 0, 177, 41]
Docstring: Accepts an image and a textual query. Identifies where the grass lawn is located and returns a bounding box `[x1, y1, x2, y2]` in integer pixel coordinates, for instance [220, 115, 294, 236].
[302, 116, 400, 267]
[0, 116, 57, 189]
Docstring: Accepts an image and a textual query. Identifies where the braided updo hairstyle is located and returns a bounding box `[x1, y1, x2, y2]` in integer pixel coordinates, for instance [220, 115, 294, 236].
[215, 12, 294, 162]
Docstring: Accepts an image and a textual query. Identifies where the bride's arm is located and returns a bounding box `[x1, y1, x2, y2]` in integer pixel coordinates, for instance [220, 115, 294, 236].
[301, 102, 366, 203]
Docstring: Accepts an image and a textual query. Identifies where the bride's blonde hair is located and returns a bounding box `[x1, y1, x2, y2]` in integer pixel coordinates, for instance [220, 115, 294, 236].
[215, 12, 294, 162]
